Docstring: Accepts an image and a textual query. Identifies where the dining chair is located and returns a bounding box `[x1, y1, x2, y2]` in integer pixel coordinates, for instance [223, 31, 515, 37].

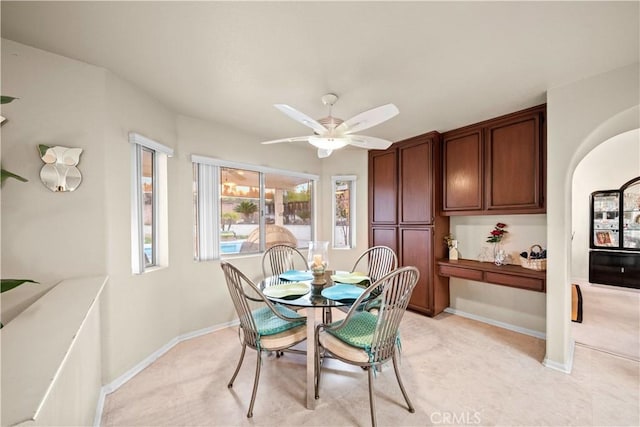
[345, 245, 398, 313]
[220, 261, 307, 418]
[351, 245, 398, 282]
[314, 266, 419, 427]
[262, 243, 308, 278]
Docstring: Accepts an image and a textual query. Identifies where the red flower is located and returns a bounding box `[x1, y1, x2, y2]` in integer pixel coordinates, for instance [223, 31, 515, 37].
[486, 222, 508, 243]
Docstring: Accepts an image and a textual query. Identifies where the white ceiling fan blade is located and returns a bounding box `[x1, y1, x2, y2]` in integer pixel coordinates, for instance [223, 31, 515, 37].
[347, 135, 394, 150]
[317, 148, 333, 158]
[274, 104, 328, 134]
[261, 136, 310, 145]
[336, 103, 399, 135]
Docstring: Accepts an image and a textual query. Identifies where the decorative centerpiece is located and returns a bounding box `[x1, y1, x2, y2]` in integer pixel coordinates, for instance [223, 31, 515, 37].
[486, 222, 508, 266]
[308, 241, 329, 292]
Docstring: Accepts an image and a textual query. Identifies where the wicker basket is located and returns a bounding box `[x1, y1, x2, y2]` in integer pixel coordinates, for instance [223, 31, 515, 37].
[520, 244, 547, 271]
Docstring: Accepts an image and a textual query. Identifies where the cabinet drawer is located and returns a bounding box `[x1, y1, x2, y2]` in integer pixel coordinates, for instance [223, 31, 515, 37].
[485, 272, 544, 292]
[439, 265, 483, 281]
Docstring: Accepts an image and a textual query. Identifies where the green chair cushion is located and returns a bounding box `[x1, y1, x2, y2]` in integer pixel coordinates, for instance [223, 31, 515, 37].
[252, 305, 305, 336]
[327, 311, 379, 349]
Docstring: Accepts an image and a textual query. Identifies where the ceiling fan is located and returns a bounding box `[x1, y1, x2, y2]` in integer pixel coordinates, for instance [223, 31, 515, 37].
[261, 93, 399, 158]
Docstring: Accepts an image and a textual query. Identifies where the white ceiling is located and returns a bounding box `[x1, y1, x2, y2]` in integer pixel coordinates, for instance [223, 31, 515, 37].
[2, 1, 638, 146]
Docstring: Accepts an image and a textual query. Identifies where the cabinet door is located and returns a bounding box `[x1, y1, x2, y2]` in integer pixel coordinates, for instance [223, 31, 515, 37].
[485, 111, 543, 210]
[399, 138, 433, 224]
[591, 191, 620, 248]
[399, 227, 433, 315]
[370, 226, 397, 255]
[369, 149, 397, 224]
[443, 129, 483, 212]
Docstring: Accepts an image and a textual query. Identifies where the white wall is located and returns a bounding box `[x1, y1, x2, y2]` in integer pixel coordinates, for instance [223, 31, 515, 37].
[448, 214, 547, 333]
[571, 129, 640, 282]
[546, 62, 639, 371]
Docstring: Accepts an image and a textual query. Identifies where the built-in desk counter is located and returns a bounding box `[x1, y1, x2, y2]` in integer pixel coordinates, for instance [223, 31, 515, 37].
[437, 259, 546, 292]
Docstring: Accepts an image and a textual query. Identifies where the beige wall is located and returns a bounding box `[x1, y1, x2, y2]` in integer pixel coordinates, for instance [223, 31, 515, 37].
[546, 63, 640, 371]
[1, 39, 107, 285]
[571, 129, 640, 282]
[0, 38, 349, 384]
[321, 148, 370, 271]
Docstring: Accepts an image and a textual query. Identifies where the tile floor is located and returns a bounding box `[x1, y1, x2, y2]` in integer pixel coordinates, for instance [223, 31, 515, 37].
[101, 311, 639, 426]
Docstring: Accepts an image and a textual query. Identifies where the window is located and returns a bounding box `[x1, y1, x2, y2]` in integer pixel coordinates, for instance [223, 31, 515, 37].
[192, 155, 318, 260]
[130, 133, 173, 274]
[332, 175, 356, 249]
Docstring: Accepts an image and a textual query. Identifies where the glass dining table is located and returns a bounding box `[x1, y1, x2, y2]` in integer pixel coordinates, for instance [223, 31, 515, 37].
[260, 270, 362, 410]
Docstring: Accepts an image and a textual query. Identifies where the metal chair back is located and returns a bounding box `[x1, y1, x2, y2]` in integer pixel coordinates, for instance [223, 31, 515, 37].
[351, 246, 398, 282]
[262, 244, 308, 278]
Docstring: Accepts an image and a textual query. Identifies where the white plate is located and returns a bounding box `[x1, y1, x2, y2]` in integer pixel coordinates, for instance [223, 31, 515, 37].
[330, 272, 370, 284]
[263, 282, 311, 299]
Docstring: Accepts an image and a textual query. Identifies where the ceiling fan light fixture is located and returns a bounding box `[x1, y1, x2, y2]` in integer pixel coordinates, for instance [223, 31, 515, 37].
[308, 136, 349, 150]
[263, 93, 399, 157]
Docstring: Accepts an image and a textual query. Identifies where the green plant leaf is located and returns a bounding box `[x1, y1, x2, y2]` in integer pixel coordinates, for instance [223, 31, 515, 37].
[38, 144, 51, 158]
[1, 279, 39, 293]
[0, 96, 18, 104]
[1, 168, 28, 183]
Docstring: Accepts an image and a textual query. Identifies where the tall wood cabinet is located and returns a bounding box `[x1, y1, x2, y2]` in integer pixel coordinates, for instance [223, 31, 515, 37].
[369, 132, 450, 316]
[442, 104, 546, 215]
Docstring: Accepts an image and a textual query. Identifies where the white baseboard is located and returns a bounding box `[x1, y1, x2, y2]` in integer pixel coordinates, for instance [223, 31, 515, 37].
[93, 320, 238, 426]
[543, 338, 575, 374]
[443, 307, 546, 339]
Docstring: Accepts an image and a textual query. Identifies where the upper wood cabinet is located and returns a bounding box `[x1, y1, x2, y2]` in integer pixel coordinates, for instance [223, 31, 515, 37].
[442, 104, 546, 215]
[442, 129, 483, 211]
[370, 132, 441, 225]
[399, 136, 435, 224]
[368, 149, 398, 224]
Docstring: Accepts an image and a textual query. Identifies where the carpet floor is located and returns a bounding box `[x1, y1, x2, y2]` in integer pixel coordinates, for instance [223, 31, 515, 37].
[101, 310, 639, 426]
[572, 283, 640, 361]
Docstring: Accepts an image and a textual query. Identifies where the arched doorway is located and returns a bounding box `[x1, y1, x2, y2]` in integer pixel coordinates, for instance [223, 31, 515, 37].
[545, 102, 639, 372]
[570, 129, 640, 359]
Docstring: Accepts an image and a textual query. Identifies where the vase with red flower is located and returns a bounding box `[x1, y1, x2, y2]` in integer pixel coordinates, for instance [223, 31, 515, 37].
[487, 222, 508, 265]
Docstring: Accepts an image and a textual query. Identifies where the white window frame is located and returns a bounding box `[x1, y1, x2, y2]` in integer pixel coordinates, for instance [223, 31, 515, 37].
[332, 175, 357, 249]
[191, 154, 319, 261]
[130, 132, 173, 274]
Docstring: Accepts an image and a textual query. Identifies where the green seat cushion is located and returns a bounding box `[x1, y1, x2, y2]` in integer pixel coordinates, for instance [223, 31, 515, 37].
[252, 305, 305, 336]
[327, 311, 379, 349]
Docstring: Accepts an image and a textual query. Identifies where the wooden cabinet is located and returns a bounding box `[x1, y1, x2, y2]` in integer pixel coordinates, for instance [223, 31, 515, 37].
[369, 132, 450, 316]
[437, 259, 546, 292]
[399, 139, 434, 224]
[442, 104, 546, 215]
[442, 129, 483, 211]
[369, 150, 397, 224]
